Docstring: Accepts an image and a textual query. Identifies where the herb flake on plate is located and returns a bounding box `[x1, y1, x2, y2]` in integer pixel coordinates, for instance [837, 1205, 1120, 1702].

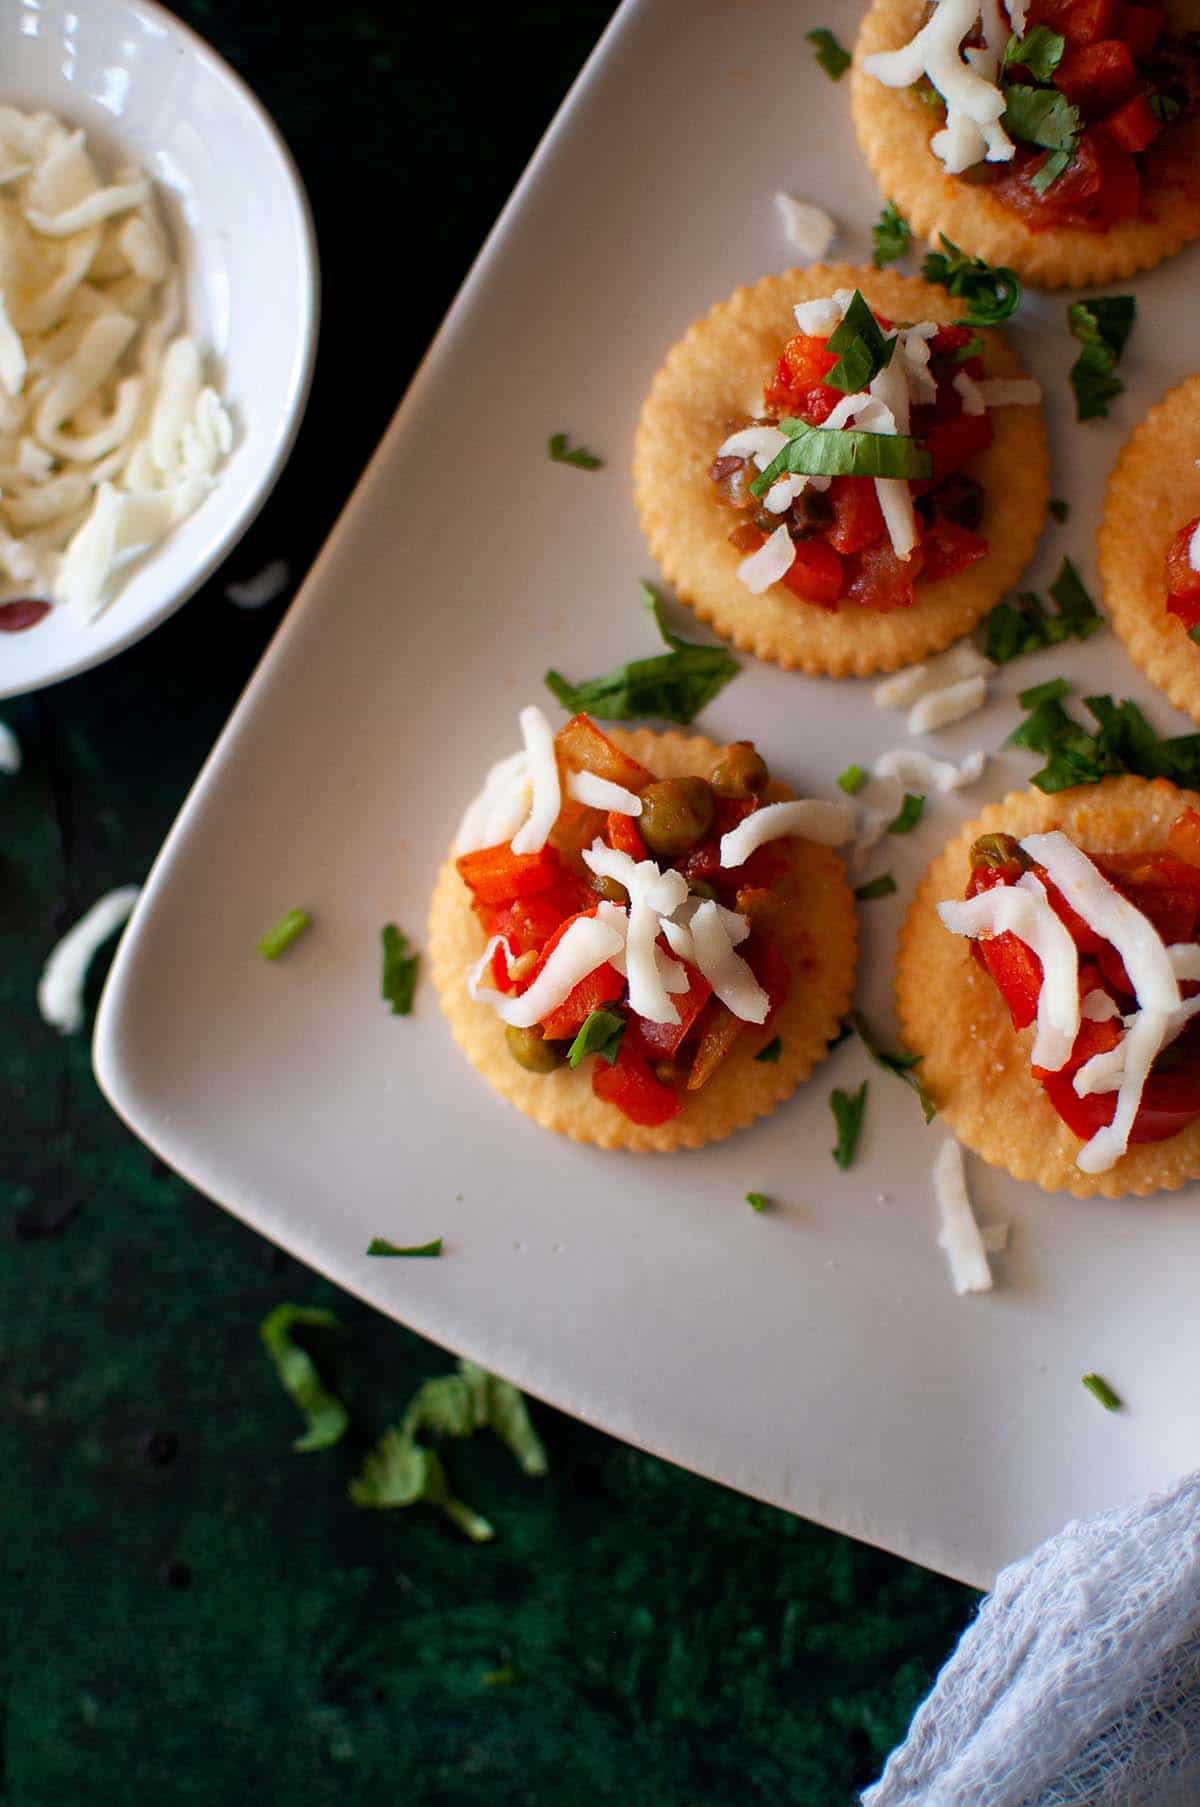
[872, 200, 911, 269]
[888, 793, 925, 835]
[806, 27, 851, 80]
[544, 582, 738, 725]
[381, 923, 418, 1014]
[850, 1010, 936, 1123]
[1067, 296, 1136, 421]
[1082, 1372, 1122, 1412]
[920, 234, 1021, 326]
[854, 873, 897, 902]
[257, 908, 311, 961]
[984, 557, 1101, 664]
[367, 1237, 443, 1257]
[548, 432, 603, 470]
[831, 1080, 868, 1169]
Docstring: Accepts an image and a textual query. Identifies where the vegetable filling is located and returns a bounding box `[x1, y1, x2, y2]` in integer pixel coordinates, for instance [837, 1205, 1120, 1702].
[1166, 512, 1200, 638]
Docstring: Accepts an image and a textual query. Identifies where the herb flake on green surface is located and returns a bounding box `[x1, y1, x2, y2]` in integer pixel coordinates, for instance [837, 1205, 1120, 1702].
[260, 1304, 348, 1453]
[1067, 296, 1136, 421]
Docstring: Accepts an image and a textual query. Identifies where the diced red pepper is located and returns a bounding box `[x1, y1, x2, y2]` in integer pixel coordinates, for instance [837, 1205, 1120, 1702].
[1040, 1061, 1200, 1145]
[1090, 127, 1141, 223]
[923, 411, 994, 484]
[1030, 0, 1125, 46]
[592, 1036, 682, 1125]
[842, 539, 924, 613]
[1103, 90, 1163, 154]
[824, 476, 887, 555]
[1166, 519, 1200, 630]
[483, 892, 573, 956]
[539, 960, 625, 1040]
[1121, 3, 1162, 58]
[780, 536, 844, 606]
[744, 931, 790, 1025]
[606, 811, 646, 859]
[920, 518, 989, 584]
[764, 332, 841, 419]
[634, 962, 714, 1059]
[929, 324, 978, 359]
[456, 842, 565, 905]
[1055, 39, 1137, 118]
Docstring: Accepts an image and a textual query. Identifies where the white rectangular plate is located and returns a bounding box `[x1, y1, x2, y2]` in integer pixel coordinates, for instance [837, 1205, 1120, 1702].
[95, 0, 1200, 1589]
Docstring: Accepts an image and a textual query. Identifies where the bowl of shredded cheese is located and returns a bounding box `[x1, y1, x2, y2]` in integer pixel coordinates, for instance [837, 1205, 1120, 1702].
[0, 0, 318, 698]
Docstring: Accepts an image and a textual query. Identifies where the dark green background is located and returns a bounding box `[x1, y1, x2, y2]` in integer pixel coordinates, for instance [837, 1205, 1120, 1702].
[0, 5, 976, 1800]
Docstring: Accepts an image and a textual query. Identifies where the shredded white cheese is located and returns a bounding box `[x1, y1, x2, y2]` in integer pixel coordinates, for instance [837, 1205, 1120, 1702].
[793, 294, 849, 337]
[906, 676, 988, 735]
[456, 749, 531, 856]
[1189, 519, 1200, 575]
[718, 425, 790, 468]
[37, 884, 140, 1033]
[938, 874, 1080, 1070]
[581, 842, 690, 1025]
[0, 717, 19, 774]
[224, 560, 290, 609]
[953, 370, 986, 417]
[874, 747, 985, 793]
[720, 798, 855, 867]
[873, 641, 993, 709]
[737, 523, 796, 594]
[510, 706, 561, 856]
[863, 0, 1015, 173]
[1082, 989, 1121, 1021]
[469, 916, 626, 1028]
[933, 1137, 993, 1295]
[687, 898, 770, 1024]
[773, 193, 836, 259]
[565, 770, 642, 816]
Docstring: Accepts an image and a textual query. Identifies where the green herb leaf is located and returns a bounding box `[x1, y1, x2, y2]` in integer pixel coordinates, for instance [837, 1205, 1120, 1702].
[837, 763, 868, 795]
[1149, 91, 1181, 122]
[983, 557, 1101, 664]
[1049, 497, 1070, 523]
[823, 290, 896, 393]
[548, 432, 603, 470]
[545, 582, 738, 724]
[567, 1007, 625, 1068]
[754, 1036, 782, 1063]
[1018, 675, 1070, 710]
[1082, 1372, 1122, 1412]
[872, 200, 912, 269]
[806, 26, 850, 80]
[381, 923, 418, 1015]
[945, 333, 985, 363]
[1030, 148, 1073, 195]
[745, 1191, 770, 1214]
[482, 1665, 520, 1688]
[1003, 25, 1065, 81]
[348, 1358, 547, 1540]
[259, 1304, 348, 1453]
[1003, 83, 1081, 157]
[920, 234, 1022, 326]
[831, 1080, 868, 1169]
[750, 418, 931, 497]
[367, 1237, 442, 1257]
[1190, 624, 1200, 647]
[888, 793, 925, 834]
[1067, 296, 1136, 421]
[850, 1010, 936, 1122]
[1006, 683, 1200, 794]
[854, 873, 897, 902]
[257, 908, 311, 961]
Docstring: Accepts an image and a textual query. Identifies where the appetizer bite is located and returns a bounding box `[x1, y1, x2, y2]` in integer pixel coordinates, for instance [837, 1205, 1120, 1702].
[852, 0, 1200, 288]
[428, 707, 857, 1152]
[633, 265, 1047, 677]
[897, 774, 1200, 1195]
[1101, 374, 1200, 724]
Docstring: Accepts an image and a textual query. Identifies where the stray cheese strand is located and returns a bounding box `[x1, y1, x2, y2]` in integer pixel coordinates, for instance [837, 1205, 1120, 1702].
[933, 1136, 993, 1294]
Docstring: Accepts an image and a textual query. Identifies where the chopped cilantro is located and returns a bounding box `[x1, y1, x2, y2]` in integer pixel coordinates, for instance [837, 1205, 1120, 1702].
[1082, 1372, 1122, 1412]
[1003, 25, 1065, 82]
[854, 873, 897, 902]
[1067, 296, 1136, 421]
[983, 557, 1101, 664]
[755, 1036, 782, 1063]
[824, 290, 896, 393]
[259, 1304, 348, 1453]
[806, 27, 850, 80]
[1006, 684, 1200, 794]
[548, 432, 603, 470]
[872, 200, 912, 269]
[567, 1007, 625, 1068]
[545, 582, 738, 724]
[830, 1080, 868, 1169]
[257, 908, 311, 961]
[751, 418, 931, 496]
[1049, 498, 1070, 523]
[745, 1191, 770, 1214]
[837, 763, 868, 795]
[921, 234, 1021, 326]
[850, 1010, 936, 1123]
[1003, 85, 1081, 166]
[381, 923, 418, 1015]
[888, 793, 925, 834]
[367, 1237, 443, 1257]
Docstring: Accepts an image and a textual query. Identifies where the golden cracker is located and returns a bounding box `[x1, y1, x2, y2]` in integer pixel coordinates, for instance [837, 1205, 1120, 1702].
[851, 0, 1200, 289]
[896, 774, 1200, 1198]
[428, 727, 857, 1153]
[1100, 375, 1200, 726]
[632, 263, 1048, 678]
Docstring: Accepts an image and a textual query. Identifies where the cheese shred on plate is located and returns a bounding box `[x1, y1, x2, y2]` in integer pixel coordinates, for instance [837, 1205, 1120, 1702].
[0, 108, 233, 622]
[37, 884, 140, 1034]
[933, 1136, 994, 1294]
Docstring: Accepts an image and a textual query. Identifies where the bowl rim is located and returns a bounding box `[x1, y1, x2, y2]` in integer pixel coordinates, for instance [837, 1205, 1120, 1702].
[0, 0, 322, 700]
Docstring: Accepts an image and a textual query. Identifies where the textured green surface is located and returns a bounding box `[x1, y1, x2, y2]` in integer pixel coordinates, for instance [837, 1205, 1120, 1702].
[0, 3, 976, 1800]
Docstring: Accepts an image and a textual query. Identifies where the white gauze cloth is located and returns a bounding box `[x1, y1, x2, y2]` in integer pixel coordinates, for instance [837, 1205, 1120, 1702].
[863, 1469, 1200, 1807]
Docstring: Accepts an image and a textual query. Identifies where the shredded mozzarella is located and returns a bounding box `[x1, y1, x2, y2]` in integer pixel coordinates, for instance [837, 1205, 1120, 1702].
[793, 295, 848, 336]
[224, 559, 290, 609]
[938, 874, 1080, 1070]
[874, 641, 993, 709]
[773, 193, 836, 259]
[510, 706, 561, 855]
[1189, 520, 1200, 575]
[37, 884, 140, 1033]
[952, 371, 986, 417]
[688, 899, 769, 1024]
[906, 676, 989, 735]
[472, 915, 626, 1029]
[874, 747, 985, 793]
[737, 523, 796, 594]
[863, 0, 1015, 173]
[721, 798, 855, 867]
[866, 347, 919, 561]
[455, 749, 530, 856]
[718, 424, 789, 468]
[581, 842, 689, 1025]
[0, 717, 20, 773]
[566, 769, 642, 815]
[933, 1137, 993, 1295]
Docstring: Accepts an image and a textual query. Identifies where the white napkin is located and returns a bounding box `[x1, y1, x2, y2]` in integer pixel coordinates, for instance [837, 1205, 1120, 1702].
[863, 1471, 1200, 1807]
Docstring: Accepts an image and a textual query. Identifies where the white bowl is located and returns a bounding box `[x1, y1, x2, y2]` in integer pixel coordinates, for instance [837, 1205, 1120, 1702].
[0, 0, 319, 699]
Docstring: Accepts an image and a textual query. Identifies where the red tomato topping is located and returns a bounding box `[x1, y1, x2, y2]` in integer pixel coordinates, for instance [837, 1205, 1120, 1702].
[1166, 517, 1200, 633]
[1122, 3, 1163, 58]
[825, 475, 887, 554]
[1104, 90, 1164, 153]
[842, 538, 924, 612]
[924, 412, 995, 484]
[606, 810, 646, 859]
[1055, 39, 1138, 117]
[539, 960, 625, 1041]
[1030, 0, 1125, 46]
[457, 842, 566, 905]
[780, 536, 844, 606]
[634, 962, 714, 1060]
[592, 1036, 682, 1126]
[920, 518, 989, 584]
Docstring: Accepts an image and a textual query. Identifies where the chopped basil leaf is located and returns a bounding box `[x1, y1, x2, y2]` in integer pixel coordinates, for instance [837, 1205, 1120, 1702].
[750, 418, 931, 497]
[837, 763, 868, 794]
[259, 1304, 348, 1453]
[1149, 92, 1181, 122]
[381, 923, 418, 1015]
[1067, 296, 1136, 421]
[806, 27, 850, 80]
[830, 1080, 868, 1169]
[567, 1007, 625, 1068]
[920, 235, 1021, 326]
[888, 793, 925, 834]
[872, 200, 912, 269]
[1006, 684, 1200, 794]
[854, 873, 897, 902]
[545, 581, 738, 724]
[348, 1358, 547, 1540]
[824, 290, 896, 393]
[983, 557, 1101, 664]
[367, 1237, 442, 1257]
[548, 432, 603, 470]
[257, 908, 311, 961]
[745, 1191, 770, 1213]
[850, 1010, 936, 1122]
[1049, 497, 1070, 523]
[1082, 1372, 1122, 1412]
[754, 1036, 782, 1064]
[1003, 25, 1065, 81]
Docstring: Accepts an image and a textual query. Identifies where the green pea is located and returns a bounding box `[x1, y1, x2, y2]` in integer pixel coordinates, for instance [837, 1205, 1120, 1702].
[710, 741, 769, 799]
[638, 777, 716, 860]
[505, 1024, 565, 1073]
[971, 833, 1030, 871]
[590, 874, 629, 905]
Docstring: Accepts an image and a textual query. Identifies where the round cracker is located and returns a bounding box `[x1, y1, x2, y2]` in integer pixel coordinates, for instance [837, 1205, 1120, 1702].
[851, 0, 1200, 290]
[632, 263, 1048, 678]
[1100, 374, 1200, 726]
[896, 774, 1200, 1198]
[428, 727, 857, 1153]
